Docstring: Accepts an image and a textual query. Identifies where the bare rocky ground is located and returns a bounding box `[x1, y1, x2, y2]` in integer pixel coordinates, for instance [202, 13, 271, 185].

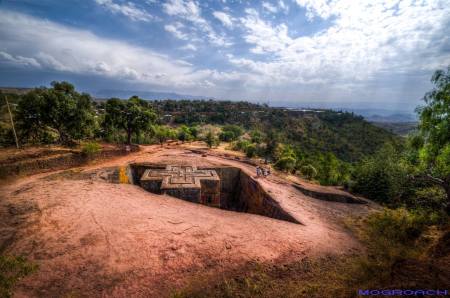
[0, 143, 377, 297]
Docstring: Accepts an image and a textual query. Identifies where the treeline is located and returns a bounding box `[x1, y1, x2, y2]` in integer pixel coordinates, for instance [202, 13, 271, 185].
[153, 100, 398, 162]
[0, 82, 188, 147]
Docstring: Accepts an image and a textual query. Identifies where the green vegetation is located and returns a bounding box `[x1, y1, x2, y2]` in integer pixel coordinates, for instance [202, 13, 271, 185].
[204, 129, 219, 148]
[15, 81, 95, 145]
[0, 255, 37, 298]
[103, 96, 156, 144]
[219, 125, 243, 142]
[349, 67, 450, 214]
[81, 141, 102, 157]
[413, 66, 450, 212]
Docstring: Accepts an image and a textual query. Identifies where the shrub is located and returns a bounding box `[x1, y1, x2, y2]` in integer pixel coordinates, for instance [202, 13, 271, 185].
[363, 208, 427, 246]
[345, 208, 431, 289]
[351, 144, 409, 203]
[81, 141, 101, 156]
[204, 130, 219, 148]
[274, 156, 296, 172]
[232, 139, 251, 151]
[219, 125, 243, 142]
[245, 144, 257, 158]
[219, 130, 235, 142]
[249, 130, 263, 144]
[300, 164, 317, 179]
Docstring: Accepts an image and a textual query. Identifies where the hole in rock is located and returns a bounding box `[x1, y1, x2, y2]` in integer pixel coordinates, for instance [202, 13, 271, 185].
[127, 163, 300, 224]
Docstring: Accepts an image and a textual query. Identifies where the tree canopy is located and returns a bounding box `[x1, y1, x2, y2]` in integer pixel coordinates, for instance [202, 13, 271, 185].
[15, 81, 95, 144]
[415, 67, 450, 212]
[104, 96, 156, 144]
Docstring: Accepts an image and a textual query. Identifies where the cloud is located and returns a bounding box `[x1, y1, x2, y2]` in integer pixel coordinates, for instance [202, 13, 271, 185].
[0, 10, 218, 89]
[95, 0, 153, 22]
[237, 0, 450, 87]
[164, 22, 188, 40]
[0, 51, 41, 68]
[212, 11, 233, 28]
[278, 0, 289, 13]
[294, 0, 334, 21]
[262, 2, 278, 14]
[180, 44, 197, 51]
[240, 9, 292, 54]
[163, 0, 231, 47]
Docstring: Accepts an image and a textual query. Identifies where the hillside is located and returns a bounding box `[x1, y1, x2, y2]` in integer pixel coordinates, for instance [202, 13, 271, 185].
[149, 100, 399, 162]
[371, 121, 418, 136]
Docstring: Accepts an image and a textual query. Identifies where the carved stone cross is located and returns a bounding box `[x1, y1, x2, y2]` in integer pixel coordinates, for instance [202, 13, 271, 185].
[140, 165, 221, 207]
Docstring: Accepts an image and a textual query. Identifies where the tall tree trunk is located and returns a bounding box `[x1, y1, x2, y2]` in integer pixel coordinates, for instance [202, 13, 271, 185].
[127, 128, 132, 145]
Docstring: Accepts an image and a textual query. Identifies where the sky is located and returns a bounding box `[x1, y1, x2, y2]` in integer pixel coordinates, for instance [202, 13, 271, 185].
[0, 0, 449, 112]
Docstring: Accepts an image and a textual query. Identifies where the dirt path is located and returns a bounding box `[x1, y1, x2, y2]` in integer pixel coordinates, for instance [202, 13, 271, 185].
[0, 144, 374, 297]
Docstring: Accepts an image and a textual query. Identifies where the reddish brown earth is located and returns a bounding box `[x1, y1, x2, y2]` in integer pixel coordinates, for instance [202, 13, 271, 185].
[0, 144, 376, 297]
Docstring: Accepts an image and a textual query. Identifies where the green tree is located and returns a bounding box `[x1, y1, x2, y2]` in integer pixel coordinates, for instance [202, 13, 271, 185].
[189, 125, 199, 139]
[317, 152, 340, 185]
[219, 125, 243, 142]
[352, 144, 409, 203]
[153, 125, 171, 146]
[177, 125, 193, 143]
[16, 81, 95, 144]
[263, 130, 280, 163]
[205, 129, 219, 148]
[245, 143, 257, 158]
[104, 96, 156, 145]
[414, 66, 450, 213]
[301, 164, 318, 180]
[274, 145, 297, 172]
[249, 129, 263, 144]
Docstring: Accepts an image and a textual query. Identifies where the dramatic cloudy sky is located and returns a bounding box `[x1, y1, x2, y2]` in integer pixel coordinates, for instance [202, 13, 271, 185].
[0, 0, 449, 111]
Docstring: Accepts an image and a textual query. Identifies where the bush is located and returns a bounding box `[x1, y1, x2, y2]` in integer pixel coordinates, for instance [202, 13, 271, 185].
[81, 141, 101, 156]
[408, 186, 447, 211]
[274, 156, 296, 172]
[204, 130, 219, 148]
[231, 139, 251, 151]
[0, 255, 37, 298]
[363, 208, 427, 246]
[245, 144, 257, 158]
[250, 130, 263, 144]
[351, 144, 409, 203]
[300, 164, 317, 179]
[219, 130, 235, 142]
[219, 125, 243, 142]
[344, 208, 432, 289]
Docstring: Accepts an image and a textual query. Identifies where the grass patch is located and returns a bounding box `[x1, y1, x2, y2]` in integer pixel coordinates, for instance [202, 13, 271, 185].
[81, 141, 101, 157]
[0, 255, 38, 298]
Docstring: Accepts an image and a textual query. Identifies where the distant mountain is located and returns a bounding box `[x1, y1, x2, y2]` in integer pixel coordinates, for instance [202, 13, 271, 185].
[94, 89, 211, 100]
[0, 87, 33, 95]
[371, 121, 418, 136]
[364, 113, 417, 123]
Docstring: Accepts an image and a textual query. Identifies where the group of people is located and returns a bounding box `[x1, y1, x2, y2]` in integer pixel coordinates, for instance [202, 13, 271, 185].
[256, 166, 271, 178]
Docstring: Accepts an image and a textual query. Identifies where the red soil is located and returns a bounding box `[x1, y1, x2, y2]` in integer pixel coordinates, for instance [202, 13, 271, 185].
[0, 144, 375, 297]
